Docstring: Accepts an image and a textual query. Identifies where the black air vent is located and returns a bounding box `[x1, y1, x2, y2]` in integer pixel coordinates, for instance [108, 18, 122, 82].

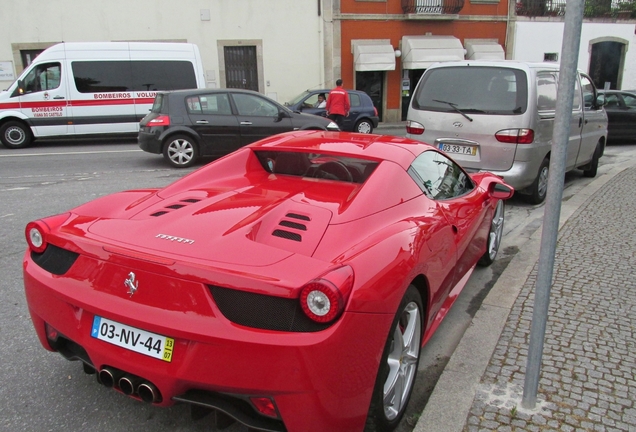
[150, 198, 201, 217]
[279, 220, 307, 231]
[272, 229, 301, 242]
[286, 212, 310, 221]
[31, 244, 79, 275]
[181, 198, 200, 203]
[166, 204, 186, 210]
[150, 211, 169, 217]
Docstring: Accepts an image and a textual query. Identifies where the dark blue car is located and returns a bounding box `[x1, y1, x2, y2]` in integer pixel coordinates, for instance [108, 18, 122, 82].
[285, 89, 379, 133]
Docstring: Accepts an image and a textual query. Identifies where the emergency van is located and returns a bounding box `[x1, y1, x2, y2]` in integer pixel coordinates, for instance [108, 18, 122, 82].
[0, 42, 206, 149]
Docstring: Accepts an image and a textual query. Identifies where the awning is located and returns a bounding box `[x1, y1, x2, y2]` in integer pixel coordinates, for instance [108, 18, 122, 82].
[465, 39, 505, 60]
[400, 35, 465, 70]
[352, 40, 396, 72]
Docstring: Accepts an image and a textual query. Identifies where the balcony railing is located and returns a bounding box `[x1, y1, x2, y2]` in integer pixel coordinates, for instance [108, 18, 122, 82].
[516, 0, 636, 18]
[402, 0, 465, 15]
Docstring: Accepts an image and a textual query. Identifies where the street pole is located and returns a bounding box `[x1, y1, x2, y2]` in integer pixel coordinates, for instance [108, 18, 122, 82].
[521, 0, 585, 409]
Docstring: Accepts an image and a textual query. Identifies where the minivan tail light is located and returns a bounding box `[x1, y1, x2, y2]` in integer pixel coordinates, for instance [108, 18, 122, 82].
[406, 120, 425, 135]
[373, 106, 378, 116]
[148, 115, 170, 127]
[495, 128, 534, 144]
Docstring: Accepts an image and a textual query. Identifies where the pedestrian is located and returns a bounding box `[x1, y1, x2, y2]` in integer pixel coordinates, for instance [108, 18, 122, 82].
[326, 79, 350, 129]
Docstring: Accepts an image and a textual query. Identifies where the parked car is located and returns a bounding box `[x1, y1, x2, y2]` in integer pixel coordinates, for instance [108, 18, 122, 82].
[23, 131, 513, 432]
[406, 61, 608, 204]
[138, 88, 339, 167]
[597, 89, 636, 143]
[285, 89, 379, 133]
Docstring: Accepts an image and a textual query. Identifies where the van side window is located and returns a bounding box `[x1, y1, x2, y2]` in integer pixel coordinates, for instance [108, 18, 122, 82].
[408, 150, 474, 200]
[22, 62, 61, 93]
[72, 61, 197, 93]
[580, 75, 597, 110]
[537, 73, 557, 112]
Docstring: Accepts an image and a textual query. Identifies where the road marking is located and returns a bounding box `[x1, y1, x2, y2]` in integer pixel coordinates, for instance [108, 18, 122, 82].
[0, 149, 142, 158]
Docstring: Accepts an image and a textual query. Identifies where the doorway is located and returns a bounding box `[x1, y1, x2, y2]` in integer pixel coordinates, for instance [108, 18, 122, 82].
[224, 46, 258, 91]
[356, 71, 384, 121]
[589, 41, 624, 90]
[401, 69, 426, 121]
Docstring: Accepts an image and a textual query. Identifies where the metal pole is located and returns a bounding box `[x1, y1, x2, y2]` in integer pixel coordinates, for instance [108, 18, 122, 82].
[521, 0, 584, 409]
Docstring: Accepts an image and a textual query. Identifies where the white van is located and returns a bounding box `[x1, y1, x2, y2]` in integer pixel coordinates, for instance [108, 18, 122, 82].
[406, 61, 608, 204]
[0, 42, 206, 149]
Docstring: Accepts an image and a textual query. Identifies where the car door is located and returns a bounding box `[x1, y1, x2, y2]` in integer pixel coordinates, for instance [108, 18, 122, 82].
[184, 93, 241, 155]
[18, 61, 69, 137]
[409, 150, 486, 311]
[577, 74, 606, 165]
[342, 92, 363, 131]
[565, 73, 584, 170]
[230, 92, 293, 145]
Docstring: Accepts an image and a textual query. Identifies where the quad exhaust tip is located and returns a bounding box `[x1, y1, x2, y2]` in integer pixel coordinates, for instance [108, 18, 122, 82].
[138, 382, 162, 403]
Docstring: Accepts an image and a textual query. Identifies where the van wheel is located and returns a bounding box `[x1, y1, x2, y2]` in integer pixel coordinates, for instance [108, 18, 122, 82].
[355, 119, 373, 134]
[0, 121, 33, 149]
[583, 141, 601, 178]
[526, 157, 549, 204]
[365, 285, 422, 432]
[163, 135, 198, 168]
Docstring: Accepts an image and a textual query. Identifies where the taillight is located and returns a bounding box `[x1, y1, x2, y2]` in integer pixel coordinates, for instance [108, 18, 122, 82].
[250, 397, 279, 418]
[147, 115, 170, 127]
[406, 120, 425, 135]
[373, 106, 378, 116]
[299, 266, 354, 323]
[25, 213, 71, 253]
[495, 128, 534, 144]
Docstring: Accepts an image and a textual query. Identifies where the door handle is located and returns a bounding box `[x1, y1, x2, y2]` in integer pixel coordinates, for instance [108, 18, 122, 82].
[195, 120, 209, 124]
[240, 121, 253, 125]
[53, 96, 65, 99]
[578, 118, 583, 127]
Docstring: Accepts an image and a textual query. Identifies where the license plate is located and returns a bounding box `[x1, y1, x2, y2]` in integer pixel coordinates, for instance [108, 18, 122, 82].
[439, 143, 477, 156]
[91, 316, 174, 362]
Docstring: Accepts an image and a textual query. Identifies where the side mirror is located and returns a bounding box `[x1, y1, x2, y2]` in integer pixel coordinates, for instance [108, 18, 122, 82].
[10, 80, 24, 98]
[489, 182, 514, 200]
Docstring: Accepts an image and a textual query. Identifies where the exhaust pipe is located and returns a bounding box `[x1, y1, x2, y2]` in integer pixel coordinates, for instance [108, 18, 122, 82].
[97, 368, 118, 388]
[138, 382, 162, 404]
[119, 375, 142, 396]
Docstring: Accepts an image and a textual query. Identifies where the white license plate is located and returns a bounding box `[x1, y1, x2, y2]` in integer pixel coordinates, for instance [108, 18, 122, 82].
[439, 143, 477, 156]
[91, 316, 174, 362]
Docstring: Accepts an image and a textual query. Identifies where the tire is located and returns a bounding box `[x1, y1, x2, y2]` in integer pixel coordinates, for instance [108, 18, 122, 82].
[366, 285, 423, 432]
[0, 120, 33, 149]
[355, 119, 373, 134]
[163, 134, 199, 168]
[583, 141, 601, 178]
[525, 157, 549, 205]
[478, 200, 505, 267]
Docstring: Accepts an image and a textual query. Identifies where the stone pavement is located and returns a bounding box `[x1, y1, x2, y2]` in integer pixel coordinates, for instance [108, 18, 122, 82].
[415, 160, 636, 431]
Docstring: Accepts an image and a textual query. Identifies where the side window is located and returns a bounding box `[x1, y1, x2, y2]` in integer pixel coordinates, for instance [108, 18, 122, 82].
[408, 150, 474, 200]
[72, 61, 131, 92]
[603, 94, 620, 108]
[580, 75, 597, 110]
[349, 93, 361, 108]
[622, 94, 636, 108]
[537, 72, 557, 112]
[130, 61, 197, 91]
[22, 62, 61, 93]
[232, 93, 279, 117]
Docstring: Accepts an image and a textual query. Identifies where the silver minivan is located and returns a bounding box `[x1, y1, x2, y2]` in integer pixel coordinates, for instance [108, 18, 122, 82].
[406, 61, 608, 204]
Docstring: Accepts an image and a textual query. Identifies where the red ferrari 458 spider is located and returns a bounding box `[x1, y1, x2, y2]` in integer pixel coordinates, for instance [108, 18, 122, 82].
[23, 131, 513, 432]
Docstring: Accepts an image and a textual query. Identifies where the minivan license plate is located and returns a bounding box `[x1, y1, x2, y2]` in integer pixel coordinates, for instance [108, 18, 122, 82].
[439, 143, 477, 156]
[91, 316, 174, 362]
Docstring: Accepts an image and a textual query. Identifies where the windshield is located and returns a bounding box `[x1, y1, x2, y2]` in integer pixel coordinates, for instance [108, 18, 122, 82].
[412, 66, 528, 115]
[285, 90, 311, 106]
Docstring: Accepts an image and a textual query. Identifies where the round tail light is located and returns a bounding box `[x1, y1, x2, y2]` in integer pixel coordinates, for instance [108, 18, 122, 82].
[26, 221, 48, 253]
[299, 266, 354, 324]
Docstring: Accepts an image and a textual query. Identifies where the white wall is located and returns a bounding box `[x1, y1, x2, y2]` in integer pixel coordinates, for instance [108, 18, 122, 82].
[513, 21, 636, 89]
[0, 0, 324, 102]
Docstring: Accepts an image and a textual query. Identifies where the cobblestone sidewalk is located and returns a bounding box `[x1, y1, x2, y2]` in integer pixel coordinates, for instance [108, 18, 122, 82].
[465, 167, 636, 431]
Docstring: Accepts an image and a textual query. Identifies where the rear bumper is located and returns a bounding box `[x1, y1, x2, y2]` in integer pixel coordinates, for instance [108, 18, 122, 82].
[23, 251, 391, 432]
[138, 130, 162, 154]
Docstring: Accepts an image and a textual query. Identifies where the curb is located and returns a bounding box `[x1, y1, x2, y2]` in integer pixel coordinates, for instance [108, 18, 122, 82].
[414, 150, 636, 431]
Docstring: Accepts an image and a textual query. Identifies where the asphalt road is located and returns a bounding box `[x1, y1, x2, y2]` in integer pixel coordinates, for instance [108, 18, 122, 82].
[1, 136, 633, 432]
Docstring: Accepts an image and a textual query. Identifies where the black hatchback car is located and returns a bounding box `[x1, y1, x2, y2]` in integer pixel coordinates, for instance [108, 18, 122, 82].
[284, 89, 379, 134]
[139, 89, 340, 167]
[597, 89, 636, 143]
